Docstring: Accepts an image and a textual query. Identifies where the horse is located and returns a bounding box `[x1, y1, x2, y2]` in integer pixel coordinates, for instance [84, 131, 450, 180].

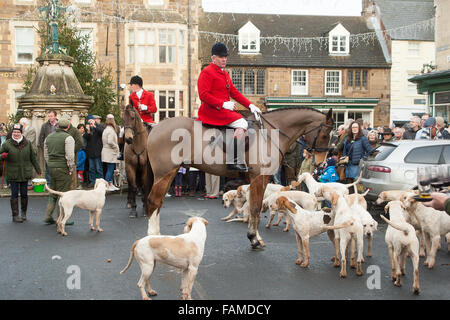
[122, 104, 152, 217]
[145, 107, 334, 249]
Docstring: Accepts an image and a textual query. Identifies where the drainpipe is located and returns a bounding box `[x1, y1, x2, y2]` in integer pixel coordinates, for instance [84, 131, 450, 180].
[187, 0, 192, 118]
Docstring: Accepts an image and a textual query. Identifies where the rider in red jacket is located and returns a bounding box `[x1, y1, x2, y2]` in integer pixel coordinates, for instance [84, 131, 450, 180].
[128, 75, 157, 124]
[197, 42, 262, 172]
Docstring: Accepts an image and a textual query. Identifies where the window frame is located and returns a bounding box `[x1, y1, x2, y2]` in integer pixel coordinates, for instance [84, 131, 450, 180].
[230, 68, 265, 96]
[238, 21, 260, 54]
[15, 27, 34, 65]
[325, 70, 342, 96]
[347, 69, 369, 90]
[408, 42, 420, 57]
[127, 26, 185, 66]
[329, 24, 350, 55]
[291, 70, 308, 95]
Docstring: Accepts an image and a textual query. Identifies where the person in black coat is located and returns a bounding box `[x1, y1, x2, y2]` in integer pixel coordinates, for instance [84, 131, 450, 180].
[83, 115, 104, 187]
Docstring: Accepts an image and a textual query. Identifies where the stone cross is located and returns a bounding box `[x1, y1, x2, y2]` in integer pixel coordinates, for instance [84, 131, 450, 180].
[40, 0, 66, 54]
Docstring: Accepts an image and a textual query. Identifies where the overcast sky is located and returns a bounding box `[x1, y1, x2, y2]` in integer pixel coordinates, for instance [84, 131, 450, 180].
[202, 0, 363, 16]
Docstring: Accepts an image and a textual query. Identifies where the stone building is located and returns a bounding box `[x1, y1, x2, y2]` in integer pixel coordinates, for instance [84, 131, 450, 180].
[198, 12, 391, 129]
[0, 0, 202, 124]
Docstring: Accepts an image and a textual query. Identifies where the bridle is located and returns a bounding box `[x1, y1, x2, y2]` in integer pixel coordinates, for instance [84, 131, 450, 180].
[123, 106, 147, 160]
[123, 106, 147, 137]
[258, 113, 333, 155]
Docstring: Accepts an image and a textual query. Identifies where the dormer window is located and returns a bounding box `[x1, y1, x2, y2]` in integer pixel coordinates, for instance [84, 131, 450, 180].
[238, 21, 260, 54]
[329, 23, 350, 55]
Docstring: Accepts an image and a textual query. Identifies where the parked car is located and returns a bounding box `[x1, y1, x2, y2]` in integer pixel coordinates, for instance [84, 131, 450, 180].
[359, 140, 450, 203]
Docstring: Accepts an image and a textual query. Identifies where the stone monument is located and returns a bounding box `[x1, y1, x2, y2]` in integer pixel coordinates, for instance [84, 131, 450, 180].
[17, 0, 93, 170]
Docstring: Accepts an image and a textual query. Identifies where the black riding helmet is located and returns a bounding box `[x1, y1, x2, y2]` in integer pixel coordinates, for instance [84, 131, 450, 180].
[129, 75, 143, 87]
[211, 42, 228, 57]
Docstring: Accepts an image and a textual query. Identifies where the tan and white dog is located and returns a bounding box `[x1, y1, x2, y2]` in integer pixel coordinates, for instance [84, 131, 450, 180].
[262, 190, 318, 232]
[401, 194, 450, 269]
[381, 201, 420, 294]
[45, 178, 109, 236]
[375, 189, 418, 205]
[221, 190, 246, 221]
[273, 196, 333, 267]
[120, 217, 208, 300]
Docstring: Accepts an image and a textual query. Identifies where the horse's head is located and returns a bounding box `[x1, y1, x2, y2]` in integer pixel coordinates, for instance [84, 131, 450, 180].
[303, 108, 334, 165]
[122, 104, 138, 144]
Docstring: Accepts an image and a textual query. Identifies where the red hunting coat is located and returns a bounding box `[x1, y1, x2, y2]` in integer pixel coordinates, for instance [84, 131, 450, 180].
[197, 62, 252, 126]
[128, 89, 157, 123]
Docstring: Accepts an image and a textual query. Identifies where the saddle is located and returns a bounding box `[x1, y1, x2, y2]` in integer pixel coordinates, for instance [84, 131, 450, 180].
[201, 119, 257, 153]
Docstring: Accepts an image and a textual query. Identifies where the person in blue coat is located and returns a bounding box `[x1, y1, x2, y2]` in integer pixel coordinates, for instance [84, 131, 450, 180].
[77, 148, 86, 183]
[319, 158, 339, 183]
[343, 121, 376, 183]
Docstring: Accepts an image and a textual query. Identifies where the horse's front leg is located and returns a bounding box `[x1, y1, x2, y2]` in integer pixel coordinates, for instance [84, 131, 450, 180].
[125, 165, 138, 217]
[146, 168, 179, 235]
[247, 175, 269, 249]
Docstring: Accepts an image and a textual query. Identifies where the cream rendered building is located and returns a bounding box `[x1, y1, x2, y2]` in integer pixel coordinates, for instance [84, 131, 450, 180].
[390, 40, 435, 123]
[372, 0, 435, 125]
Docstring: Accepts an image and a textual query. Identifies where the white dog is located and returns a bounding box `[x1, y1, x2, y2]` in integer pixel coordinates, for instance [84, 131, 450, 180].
[293, 172, 361, 198]
[401, 194, 450, 269]
[46, 178, 109, 236]
[350, 202, 378, 259]
[376, 190, 425, 256]
[324, 191, 365, 278]
[120, 217, 208, 300]
[381, 201, 420, 294]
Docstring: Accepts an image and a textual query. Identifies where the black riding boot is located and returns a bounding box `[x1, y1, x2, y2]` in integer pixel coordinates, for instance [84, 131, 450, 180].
[226, 138, 251, 172]
[11, 198, 23, 223]
[20, 197, 28, 221]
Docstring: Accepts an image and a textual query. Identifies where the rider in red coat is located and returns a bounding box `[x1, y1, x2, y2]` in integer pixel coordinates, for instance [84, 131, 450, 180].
[197, 42, 262, 172]
[128, 75, 157, 124]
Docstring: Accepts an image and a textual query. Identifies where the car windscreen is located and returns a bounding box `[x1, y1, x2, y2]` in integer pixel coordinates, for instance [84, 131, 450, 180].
[366, 145, 396, 161]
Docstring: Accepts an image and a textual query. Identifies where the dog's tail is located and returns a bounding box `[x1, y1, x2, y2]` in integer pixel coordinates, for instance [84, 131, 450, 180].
[345, 172, 362, 193]
[323, 219, 354, 230]
[45, 184, 64, 197]
[120, 240, 138, 274]
[360, 189, 370, 197]
[380, 215, 409, 236]
[226, 217, 247, 223]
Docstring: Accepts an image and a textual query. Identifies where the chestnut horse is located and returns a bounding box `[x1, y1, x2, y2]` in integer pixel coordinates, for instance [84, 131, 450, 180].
[122, 104, 152, 216]
[145, 107, 334, 248]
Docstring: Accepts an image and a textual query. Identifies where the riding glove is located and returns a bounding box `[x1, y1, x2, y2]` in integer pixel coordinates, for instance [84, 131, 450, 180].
[249, 104, 262, 120]
[222, 101, 235, 111]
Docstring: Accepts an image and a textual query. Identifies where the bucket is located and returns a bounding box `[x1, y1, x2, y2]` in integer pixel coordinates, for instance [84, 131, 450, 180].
[32, 178, 47, 193]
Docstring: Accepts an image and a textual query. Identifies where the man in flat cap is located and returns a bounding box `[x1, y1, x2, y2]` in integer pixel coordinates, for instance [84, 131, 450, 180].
[43, 118, 75, 225]
[197, 42, 262, 172]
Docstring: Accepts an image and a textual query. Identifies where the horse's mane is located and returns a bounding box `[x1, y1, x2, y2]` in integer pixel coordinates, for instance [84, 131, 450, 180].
[262, 106, 326, 115]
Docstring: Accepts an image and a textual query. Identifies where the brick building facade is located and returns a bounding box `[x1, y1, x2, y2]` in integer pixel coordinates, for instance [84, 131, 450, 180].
[199, 12, 391, 128]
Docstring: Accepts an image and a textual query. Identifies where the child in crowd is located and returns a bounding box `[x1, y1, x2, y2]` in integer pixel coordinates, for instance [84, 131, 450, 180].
[77, 147, 86, 183]
[319, 158, 339, 183]
[174, 165, 186, 197]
